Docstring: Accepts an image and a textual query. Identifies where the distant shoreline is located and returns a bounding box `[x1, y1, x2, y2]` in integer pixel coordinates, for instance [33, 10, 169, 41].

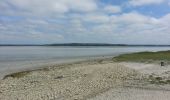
[1, 43, 170, 47]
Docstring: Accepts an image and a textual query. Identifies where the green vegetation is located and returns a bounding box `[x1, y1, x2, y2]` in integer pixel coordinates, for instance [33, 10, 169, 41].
[3, 71, 30, 79]
[148, 75, 170, 85]
[113, 50, 170, 62]
[3, 67, 50, 79]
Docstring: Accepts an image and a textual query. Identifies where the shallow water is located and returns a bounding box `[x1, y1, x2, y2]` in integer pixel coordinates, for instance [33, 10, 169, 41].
[0, 46, 170, 78]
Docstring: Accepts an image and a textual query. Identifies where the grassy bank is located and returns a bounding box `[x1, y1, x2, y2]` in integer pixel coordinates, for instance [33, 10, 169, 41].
[113, 50, 170, 85]
[113, 50, 170, 62]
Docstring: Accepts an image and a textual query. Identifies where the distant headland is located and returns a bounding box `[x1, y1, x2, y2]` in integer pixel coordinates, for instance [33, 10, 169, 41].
[0, 43, 170, 47]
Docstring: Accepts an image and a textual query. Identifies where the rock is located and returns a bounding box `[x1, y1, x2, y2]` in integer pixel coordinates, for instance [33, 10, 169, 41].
[161, 62, 165, 66]
[54, 76, 64, 79]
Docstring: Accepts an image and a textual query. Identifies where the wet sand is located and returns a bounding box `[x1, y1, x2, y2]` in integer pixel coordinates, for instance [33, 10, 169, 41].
[0, 56, 111, 79]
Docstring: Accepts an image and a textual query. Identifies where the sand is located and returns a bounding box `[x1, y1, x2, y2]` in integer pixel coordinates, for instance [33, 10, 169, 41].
[90, 62, 170, 100]
[0, 59, 170, 100]
[89, 87, 170, 100]
[0, 58, 139, 100]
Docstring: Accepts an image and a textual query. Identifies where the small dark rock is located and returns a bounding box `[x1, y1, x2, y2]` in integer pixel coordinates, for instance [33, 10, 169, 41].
[55, 75, 64, 79]
[30, 80, 39, 84]
[166, 80, 170, 83]
[155, 77, 162, 81]
[161, 62, 165, 66]
[83, 74, 87, 77]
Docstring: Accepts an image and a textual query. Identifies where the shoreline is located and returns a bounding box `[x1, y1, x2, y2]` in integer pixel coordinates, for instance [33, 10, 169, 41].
[0, 57, 139, 100]
[0, 53, 170, 100]
[0, 56, 114, 80]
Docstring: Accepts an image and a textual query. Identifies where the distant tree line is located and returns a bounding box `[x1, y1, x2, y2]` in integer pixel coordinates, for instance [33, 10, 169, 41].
[0, 43, 170, 47]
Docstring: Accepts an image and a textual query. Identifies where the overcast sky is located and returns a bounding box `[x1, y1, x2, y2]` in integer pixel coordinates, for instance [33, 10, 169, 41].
[0, 0, 170, 44]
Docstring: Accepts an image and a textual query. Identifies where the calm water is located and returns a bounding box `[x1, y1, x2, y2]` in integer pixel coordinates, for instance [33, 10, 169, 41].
[0, 46, 170, 78]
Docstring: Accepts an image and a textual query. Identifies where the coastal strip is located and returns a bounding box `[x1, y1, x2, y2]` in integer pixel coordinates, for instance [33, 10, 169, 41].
[1, 51, 170, 100]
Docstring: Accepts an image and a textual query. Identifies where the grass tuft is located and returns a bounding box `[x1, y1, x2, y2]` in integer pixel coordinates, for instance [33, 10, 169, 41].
[3, 71, 30, 79]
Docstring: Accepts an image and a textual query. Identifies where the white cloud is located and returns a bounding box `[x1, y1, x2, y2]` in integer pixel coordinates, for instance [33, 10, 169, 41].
[1, 11, 170, 44]
[104, 5, 122, 13]
[1, 0, 170, 44]
[28, 32, 64, 41]
[88, 12, 170, 44]
[83, 14, 110, 23]
[2, 0, 98, 15]
[112, 12, 158, 24]
[160, 13, 170, 25]
[0, 32, 64, 44]
[66, 0, 98, 12]
[129, 0, 165, 6]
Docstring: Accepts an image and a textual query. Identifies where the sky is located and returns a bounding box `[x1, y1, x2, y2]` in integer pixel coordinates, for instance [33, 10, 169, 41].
[0, 0, 170, 44]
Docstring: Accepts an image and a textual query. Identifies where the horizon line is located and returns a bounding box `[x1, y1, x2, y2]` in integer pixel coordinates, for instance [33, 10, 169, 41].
[0, 43, 170, 46]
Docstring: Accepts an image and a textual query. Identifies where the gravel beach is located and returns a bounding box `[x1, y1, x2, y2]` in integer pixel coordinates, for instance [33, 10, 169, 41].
[90, 62, 170, 100]
[0, 58, 170, 100]
[0, 58, 139, 100]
